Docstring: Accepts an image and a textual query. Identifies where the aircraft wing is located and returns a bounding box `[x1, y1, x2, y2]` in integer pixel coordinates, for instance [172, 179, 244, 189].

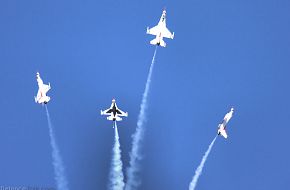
[224, 109, 234, 122]
[101, 108, 113, 115]
[220, 130, 228, 139]
[220, 119, 227, 128]
[35, 90, 41, 102]
[42, 84, 50, 94]
[162, 27, 174, 39]
[223, 114, 234, 130]
[116, 109, 128, 117]
[37, 76, 44, 87]
[147, 25, 160, 36]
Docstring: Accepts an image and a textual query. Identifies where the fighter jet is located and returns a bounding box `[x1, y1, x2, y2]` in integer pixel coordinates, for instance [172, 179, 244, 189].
[217, 108, 234, 139]
[146, 9, 174, 47]
[101, 99, 128, 121]
[35, 72, 51, 104]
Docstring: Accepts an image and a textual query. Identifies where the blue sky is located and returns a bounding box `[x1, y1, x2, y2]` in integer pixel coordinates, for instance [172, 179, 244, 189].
[0, 0, 290, 189]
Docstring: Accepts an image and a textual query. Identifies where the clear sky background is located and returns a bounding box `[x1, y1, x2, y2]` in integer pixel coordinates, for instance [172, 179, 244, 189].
[0, 0, 290, 189]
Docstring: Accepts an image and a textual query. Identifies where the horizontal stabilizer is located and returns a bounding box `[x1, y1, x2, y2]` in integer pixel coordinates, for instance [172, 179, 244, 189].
[159, 39, 166, 47]
[106, 115, 122, 121]
[150, 38, 158, 45]
[150, 38, 166, 47]
[107, 115, 114, 121]
[115, 117, 122, 121]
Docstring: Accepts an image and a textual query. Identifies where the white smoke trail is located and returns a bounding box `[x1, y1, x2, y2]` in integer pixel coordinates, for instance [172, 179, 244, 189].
[45, 105, 69, 190]
[189, 136, 218, 190]
[108, 121, 125, 190]
[125, 46, 158, 190]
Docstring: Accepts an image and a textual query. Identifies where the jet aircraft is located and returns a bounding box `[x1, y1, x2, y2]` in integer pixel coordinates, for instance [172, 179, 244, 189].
[146, 9, 174, 47]
[35, 72, 51, 104]
[101, 99, 128, 121]
[217, 108, 234, 139]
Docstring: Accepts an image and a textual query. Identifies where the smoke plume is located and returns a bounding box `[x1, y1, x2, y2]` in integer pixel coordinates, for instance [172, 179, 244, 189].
[108, 121, 125, 190]
[189, 136, 217, 190]
[45, 105, 69, 190]
[125, 47, 158, 190]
